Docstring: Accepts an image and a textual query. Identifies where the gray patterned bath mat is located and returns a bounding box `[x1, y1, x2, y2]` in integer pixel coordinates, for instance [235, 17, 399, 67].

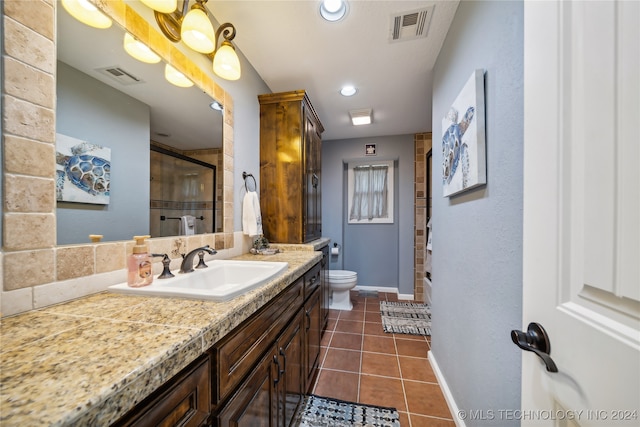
[296, 394, 400, 427]
[380, 301, 431, 336]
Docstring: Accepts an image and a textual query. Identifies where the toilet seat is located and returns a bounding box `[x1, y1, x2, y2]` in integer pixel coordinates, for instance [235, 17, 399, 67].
[328, 270, 357, 283]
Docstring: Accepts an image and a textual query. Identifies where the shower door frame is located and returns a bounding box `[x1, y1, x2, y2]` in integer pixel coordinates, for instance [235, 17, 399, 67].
[151, 145, 217, 236]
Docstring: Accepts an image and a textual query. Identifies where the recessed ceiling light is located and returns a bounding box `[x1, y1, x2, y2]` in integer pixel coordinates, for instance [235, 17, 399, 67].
[320, 0, 348, 22]
[340, 85, 357, 96]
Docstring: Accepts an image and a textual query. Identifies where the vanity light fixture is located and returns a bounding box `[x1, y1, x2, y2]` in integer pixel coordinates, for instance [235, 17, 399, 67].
[350, 108, 372, 126]
[139, 0, 177, 14]
[123, 33, 162, 64]
[164, 64, 194, 88]
[320, 0, 349, 22]
[144, 0, 242, 80]
[61, 0, 112, 29]
[340, 85, 357, 97]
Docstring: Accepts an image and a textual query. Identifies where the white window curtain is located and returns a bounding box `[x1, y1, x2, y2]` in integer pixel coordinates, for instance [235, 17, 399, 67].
[347, 160, 394, 224]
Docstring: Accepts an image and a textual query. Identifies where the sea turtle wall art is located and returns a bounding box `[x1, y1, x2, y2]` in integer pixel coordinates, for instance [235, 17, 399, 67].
[56, 133, 111, 205]
[441, 69, 486, 197]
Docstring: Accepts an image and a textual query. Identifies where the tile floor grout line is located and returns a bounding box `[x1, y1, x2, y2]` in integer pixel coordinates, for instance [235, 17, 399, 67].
[356, 298, 367, 403]
[394, 331, 413, 427]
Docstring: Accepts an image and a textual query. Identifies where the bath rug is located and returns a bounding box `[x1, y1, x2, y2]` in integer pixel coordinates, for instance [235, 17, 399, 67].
[295, 394, 400, 427]
[380, 301, 431, 336]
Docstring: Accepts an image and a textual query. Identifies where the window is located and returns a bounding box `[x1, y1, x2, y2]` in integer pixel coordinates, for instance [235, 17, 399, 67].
[347, 160, 394, 224]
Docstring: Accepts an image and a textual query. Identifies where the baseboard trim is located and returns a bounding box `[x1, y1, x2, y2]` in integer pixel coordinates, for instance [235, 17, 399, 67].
[428, 350, 465, 427]
[354, 286, 414, 301]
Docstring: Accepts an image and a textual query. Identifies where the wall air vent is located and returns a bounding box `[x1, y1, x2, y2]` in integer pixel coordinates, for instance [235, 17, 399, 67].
[389, 6, 434, 43]
[96, 66, 144, 86]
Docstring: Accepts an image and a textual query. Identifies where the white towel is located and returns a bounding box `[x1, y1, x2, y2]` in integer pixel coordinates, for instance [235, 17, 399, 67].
[242, 191, 263, 236]
[180, 215, 196, 236]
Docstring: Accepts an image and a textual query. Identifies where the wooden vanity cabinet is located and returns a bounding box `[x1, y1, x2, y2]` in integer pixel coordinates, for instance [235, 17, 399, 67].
[112, 260, 324, 427]
[319, 245, 330, 333]
[303, 263, 322, 391]
[258, 90, 324, 244]
[112, 355, 211, 427]
[211, 278, 303, 409]
[217, 310, 304, 427]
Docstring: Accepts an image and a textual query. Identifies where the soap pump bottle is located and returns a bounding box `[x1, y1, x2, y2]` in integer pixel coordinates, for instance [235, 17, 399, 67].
[128, 235, 153, 287]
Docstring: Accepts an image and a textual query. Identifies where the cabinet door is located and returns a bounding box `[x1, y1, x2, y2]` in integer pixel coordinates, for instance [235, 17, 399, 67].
[114, 356, 210, 427]
[304, 288, 322, 392]
[216, 350, 277, 427]
[304, 114, 322, 242]
[275, 310, 303, 427]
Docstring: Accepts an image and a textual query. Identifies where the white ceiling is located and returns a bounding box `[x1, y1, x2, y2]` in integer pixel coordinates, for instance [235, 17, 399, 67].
[208, 0, 460, 141]
[57, 0, 458, 148]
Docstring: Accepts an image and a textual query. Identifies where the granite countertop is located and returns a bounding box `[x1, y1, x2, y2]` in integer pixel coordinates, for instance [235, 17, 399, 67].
[0, 250, 322, 426]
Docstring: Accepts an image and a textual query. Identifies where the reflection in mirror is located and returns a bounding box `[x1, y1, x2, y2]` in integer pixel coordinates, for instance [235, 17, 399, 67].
[150, 145, 216, 237]
[56, 5, 223, 245]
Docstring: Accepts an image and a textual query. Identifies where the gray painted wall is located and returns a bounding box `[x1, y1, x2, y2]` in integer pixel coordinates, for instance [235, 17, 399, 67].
[430, 1, 524, 425]
[205, 39, 271, 233]
[57, 61, 150, 245]
[322, 134, 414, 296]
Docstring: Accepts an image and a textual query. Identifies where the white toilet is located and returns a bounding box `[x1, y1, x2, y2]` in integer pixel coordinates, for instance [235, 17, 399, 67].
[328, 270, 358, 310]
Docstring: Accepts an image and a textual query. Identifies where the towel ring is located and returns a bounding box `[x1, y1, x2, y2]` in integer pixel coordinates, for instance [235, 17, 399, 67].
[242, 172, 257, 192]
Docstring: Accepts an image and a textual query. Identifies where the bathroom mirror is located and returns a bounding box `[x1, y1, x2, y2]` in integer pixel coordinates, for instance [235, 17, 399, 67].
[56, 7, 224, 244]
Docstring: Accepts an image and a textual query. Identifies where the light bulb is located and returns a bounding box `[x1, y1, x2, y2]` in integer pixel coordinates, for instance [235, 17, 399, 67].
[124, 33, 161, 64]
[61, 0, 112, 29]
[181, 6, 215, 53]
[213, 43, 241, 81]
[139, 0, 177, 13]
[340, 85, 357, 96]
[164, 64, 193, 88]
[323, 0, 342, 13]
[320, 0, 348, 22]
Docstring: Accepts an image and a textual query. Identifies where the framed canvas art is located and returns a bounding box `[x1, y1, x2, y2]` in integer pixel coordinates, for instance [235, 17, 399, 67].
[442, 69, 486, 197]
[56, 133, 111, 204]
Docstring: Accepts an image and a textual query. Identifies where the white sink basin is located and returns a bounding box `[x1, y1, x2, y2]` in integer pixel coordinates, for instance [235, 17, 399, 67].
[108, 260, 289, 302]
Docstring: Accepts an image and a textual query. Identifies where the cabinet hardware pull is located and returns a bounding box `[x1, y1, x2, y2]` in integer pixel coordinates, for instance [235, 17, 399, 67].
[305, 311, 311, 331]
[273, 355, 281, 385]
[279, 348, 286, 376]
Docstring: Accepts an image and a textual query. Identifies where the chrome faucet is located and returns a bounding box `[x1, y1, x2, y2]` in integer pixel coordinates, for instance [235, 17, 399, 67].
[180, 245, 217, 274]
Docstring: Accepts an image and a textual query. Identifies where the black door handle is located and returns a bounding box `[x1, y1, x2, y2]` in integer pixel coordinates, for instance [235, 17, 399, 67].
[511, 322, 558, 373]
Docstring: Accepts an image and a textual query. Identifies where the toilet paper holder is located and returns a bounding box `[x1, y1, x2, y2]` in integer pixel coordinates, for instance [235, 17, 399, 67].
[331, 242, 340, 255]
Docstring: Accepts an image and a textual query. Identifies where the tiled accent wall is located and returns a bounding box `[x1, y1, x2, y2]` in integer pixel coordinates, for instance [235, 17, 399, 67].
[1, 0, 235, 316]
[414, 132, 432, 302]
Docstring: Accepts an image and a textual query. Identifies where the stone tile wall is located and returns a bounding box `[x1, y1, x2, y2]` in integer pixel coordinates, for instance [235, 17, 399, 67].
[414, 132, 432, 302]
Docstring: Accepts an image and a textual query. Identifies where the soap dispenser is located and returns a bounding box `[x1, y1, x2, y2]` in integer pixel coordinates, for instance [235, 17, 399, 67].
[128, 235, 153, 287]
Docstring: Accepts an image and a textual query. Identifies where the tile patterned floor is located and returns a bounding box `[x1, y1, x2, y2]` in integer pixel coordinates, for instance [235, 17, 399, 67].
[311, 292, 455, 427]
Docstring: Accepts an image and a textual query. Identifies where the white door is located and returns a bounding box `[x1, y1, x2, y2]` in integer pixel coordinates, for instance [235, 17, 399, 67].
[521, 1, 639, 426]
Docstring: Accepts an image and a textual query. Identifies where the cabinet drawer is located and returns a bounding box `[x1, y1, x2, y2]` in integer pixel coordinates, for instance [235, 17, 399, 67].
[113, 356, 210, 427]
[212, 278, 303, 406]
[304, 262, 321, 300]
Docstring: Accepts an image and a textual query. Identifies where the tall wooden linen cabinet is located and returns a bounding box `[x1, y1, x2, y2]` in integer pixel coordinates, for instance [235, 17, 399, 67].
[258, 90, 324, 243]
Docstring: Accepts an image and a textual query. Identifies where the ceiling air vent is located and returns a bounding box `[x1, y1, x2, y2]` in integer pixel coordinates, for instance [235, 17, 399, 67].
[389, 6, 434, 43]
[96, 66, 144, 86]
